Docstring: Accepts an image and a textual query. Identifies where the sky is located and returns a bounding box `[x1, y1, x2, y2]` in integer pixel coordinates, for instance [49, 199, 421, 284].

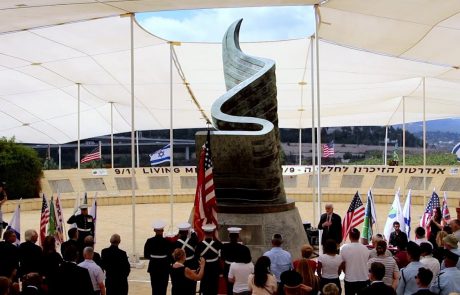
[136, 6, 315, 42]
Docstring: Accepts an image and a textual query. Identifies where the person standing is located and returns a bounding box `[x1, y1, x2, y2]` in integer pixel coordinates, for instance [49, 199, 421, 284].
[430, 250, 460, 295]
[247, 256, 278, 295]
[358, 262, 396, 295]
[55, 244, 93, 295]
[367, 240, 399, 289]
[0, 182, 7, 238]
[340, 228, 369, 295]
[170, 248, 205, 295]
[60, 228, 79, 257]
[317, 239, 343, 295]
[144, 220, 172, 295]
[222, 227, 250, 295]
[0, 230, 19, 278]
[67, 204, 94, 252]
[173, 223, 198, 293]
[412, 267, 436, 295]
[101, 234, 130, 295]
[78, 247, 106, 295]
[263, 233, 292, 295]
[195, 224, 223, 295]
[419, 242, 439, 285]
[317, 204, 342, 247]
[388, 222, 408, 250]
[228, 246, 254, 295]
[18, 229, 42, 277]
[396, 242, 424, 295]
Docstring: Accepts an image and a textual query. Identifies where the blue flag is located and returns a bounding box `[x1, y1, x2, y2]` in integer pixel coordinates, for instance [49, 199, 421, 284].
[149, 144, 171, 165]
[402, 189, 412, 238]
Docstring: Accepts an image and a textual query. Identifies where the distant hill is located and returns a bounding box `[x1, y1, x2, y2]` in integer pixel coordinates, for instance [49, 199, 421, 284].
[405, 118, 460, 134]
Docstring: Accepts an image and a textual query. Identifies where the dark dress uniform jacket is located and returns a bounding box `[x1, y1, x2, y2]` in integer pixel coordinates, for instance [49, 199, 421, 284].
[67, 214, 95, 242]
[358, 281, 396, 295]
[54, 261, 93, 295]
[317, 213, 343, 245]
[18, 241, 42, 276]
[144, 235, 172, 295]
[0, 241, 19, 277]
[101, 245, 131, 295]
[195, 238, 223, 295]
[174, 233, 198, 268]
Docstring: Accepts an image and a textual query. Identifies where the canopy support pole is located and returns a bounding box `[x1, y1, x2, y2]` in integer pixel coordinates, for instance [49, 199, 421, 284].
[310, 36, 316, 224]
[136, 130, 140, 168]
[384, 125, 388, 165]
[58, 145, 61, 170]
[110, 102, 114, 168]
[402, 96, 406, 196]
[169, 41, 176, 234]
[129, 13, 138, 263]
[298, 129, 302, 165]
[77, 83, 81, 169]
[314, 5, 322, 221]
[423, 78, 427, 209]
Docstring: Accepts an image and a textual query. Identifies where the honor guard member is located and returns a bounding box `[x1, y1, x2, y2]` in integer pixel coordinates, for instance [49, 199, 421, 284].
[174, 222, 198, 268]
[144, 220, 172, 295]
[67, 204, 94, 250]
[195, 224, 223, 295]
[221, 227, 249, 295]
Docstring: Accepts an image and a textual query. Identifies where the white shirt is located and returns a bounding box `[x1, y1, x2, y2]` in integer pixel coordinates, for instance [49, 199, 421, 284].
[78, 259, 105, 291]
[420, 255, 440, 285]
[228, 262, 254, 293]
[318, 254, 342, 279]
[340, 242, 369, 282]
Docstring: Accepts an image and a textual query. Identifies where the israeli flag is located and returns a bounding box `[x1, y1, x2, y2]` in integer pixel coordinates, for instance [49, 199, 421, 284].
[402, 189, 412, 238]
[452, 142, 460, 162]
[7, 204, 20, 245]
[149, 144, 171, 165]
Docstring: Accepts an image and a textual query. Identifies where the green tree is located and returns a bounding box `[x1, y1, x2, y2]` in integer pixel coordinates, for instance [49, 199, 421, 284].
[0, 137, 43, 199]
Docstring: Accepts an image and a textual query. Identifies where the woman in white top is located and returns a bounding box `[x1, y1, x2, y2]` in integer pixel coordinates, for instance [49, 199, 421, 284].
[228, 247, 254, 295]
[317, 239, 343, 295]
[248, 256, 277, 295]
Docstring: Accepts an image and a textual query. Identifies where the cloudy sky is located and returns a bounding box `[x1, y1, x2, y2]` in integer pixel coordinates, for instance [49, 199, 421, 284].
[136, 6, 315, 42]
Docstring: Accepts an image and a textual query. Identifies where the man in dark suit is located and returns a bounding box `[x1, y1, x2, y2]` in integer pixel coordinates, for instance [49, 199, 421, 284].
[358, 262, 395, 295]
[60, 227, 79, 257]
[55, 244, 93, 295]
[101, 234, 131, 295]
[413, 267, 436, 295]
[317, 204, 342, 246]
[389, 221, 408, 249]
[18, 229, 42, 277]
[0, 229, 19, 278]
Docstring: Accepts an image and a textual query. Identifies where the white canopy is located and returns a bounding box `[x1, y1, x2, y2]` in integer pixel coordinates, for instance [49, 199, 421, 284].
[1, 1, 460, 143]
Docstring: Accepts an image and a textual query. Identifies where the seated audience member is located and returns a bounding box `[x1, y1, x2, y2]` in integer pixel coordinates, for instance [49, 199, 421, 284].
[412, 267, 436, 295]
[367, 240, 399, 289]
[280, 270, 312, 295]
[322, 283, 339, 295]
[359, 262, 395, 295]
[248, 256, 277, 295]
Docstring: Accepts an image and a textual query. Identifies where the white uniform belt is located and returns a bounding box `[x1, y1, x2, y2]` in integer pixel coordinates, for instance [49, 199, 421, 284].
[206, 257, 219, 262]
[225, 260, 233, 264]
[185, 256, 194, 261]
[77, 228, 91, 232]
[150, 254, 167, 259]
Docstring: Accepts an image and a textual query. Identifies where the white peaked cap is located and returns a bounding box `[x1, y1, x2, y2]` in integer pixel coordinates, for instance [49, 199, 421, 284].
[228, 227, 242, 234]
[152, 220, 166, 230]
[178, 222, 191, 231]
[202, 223, 216, 232]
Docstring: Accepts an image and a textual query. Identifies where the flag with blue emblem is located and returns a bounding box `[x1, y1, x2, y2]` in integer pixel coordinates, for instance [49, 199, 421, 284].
[383, 189, 404, 240]
[402, 189, 412, 238]
[7, 204, 20, 245]
[149, 144, 171, 165]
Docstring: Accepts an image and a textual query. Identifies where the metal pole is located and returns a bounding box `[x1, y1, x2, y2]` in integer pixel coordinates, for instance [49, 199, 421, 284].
[403, 97, 406, 167]
[129, 13, 138, 262]
[310, 36, 317, 224]
[77, 83, 81, 169]
[314, 5, 322, 219]
[299, 128, 302, 165]
[423, 78, 427, 209]
[110, 102, 114, 169]
[58, 145, 61, 170]
[136, 130, 140, 168]
[169, 42, 175, 234]
[384, 126, 388, 165]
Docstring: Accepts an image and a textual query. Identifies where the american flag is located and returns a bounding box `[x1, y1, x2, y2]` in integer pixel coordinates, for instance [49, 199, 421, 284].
[193, 130, 218, 241]
[39, 194, 50, 245]
[442, 192, 451, 226]
[322, 142, 335, 158]
[81, 146, 101, 163]
[342, 191, 365, 240]
[420, 191, 441, 238]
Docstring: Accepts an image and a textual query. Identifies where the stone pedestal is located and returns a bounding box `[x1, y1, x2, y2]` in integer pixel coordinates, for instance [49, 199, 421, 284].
[217, 200, 308, 260]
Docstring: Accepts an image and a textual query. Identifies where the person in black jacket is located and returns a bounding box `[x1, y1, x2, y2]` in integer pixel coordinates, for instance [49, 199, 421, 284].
[18, 229, 42, 277]
[101, 234, 131, 295]
[60, 228, 79, 258]
[144, 220, 172, 295]
[358, 262, 395, 295]
[317, 204, 343, 247]
[54, 244, 93, 295]
[0, 230, 19, 278]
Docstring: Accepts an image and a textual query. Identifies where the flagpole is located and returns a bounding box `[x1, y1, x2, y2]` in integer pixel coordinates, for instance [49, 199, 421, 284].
[298, 128, 302, 165]
[129, 13, 138, 263]
[58, 145, 61, 170]
[422, 78, 427, 209]
[77, 83, 81, 170]
[99, 141, 102, 168]
[110, 101, 114, 169]
[169, 41, 175, 234]
[136, 130, 140, 168]
[314, 4, 322, 220]
[310, 35, 317, 224]
[402, 96, 406, 196]
[384, 125, 388, 165]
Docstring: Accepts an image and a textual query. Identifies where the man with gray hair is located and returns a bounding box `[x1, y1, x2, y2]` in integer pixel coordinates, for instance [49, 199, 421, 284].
[101, 234, 130, 295]
[18, 229, 42, 276]
[78, 247, 106, 295]
[318, 203, 343, 247]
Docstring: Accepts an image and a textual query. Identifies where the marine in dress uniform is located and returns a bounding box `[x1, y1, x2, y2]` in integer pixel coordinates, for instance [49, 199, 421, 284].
[195, 224, 223, 295]
[144, 220, 173, 295]
[221, 227, 250, 295]
[173, 222, 199, 293]
[66, 204, 94, 250]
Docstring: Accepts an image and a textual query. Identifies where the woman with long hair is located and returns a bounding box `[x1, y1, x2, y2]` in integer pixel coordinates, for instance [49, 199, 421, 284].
[295, 258, 319, 295]
[170, 248, 205, 295]
[293, 245, 317, 271]
[228, 246, 254, 295]
[317, 239, 343, 295]
[248, 256, 277, 295]
[428, 207, 442, 247]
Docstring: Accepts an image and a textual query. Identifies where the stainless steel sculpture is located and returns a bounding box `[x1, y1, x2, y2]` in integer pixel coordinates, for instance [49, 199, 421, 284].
[201, 19, 286, 204]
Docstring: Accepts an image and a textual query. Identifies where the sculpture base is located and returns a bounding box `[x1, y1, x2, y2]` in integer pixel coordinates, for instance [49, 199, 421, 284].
[216, 200, 308, 260]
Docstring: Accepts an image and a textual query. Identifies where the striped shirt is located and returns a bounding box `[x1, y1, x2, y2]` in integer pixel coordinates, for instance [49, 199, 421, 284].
[368, 256, 399, 286]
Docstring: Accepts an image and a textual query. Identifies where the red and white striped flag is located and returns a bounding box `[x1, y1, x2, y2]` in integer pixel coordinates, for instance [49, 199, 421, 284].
[55, 194, 65, 244]
[420, 191, 441, 238]
[81, 146, 101, 163]
[39, 194, 50, 245]
[193, 130, 218, 241]
[342, 191, 365, 240]
[322, 142, 335, 158]
[442, 192, 451, 226]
